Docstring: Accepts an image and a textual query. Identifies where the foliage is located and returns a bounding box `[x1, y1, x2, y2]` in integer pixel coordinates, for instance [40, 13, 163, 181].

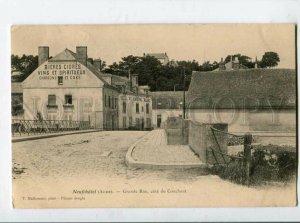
[213, 158, 248, 185]
[213, 144, 296, 186]
[11, 51, 280, 91]
[250, 145, 296, 183]
[11, 54, 38, 81]
[104, 55, 220, 91]
[11, 95, 23, 116]
[259, 52, 280, 68]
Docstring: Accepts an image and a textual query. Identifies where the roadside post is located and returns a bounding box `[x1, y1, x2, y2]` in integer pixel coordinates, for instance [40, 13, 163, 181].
[244, 133, 252, 187]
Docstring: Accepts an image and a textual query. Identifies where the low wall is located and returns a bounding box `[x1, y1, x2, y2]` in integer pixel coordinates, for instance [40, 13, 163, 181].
[188, 121, 228, 164]
[164, 117, 228, 164]
[165, 117, 189, 145]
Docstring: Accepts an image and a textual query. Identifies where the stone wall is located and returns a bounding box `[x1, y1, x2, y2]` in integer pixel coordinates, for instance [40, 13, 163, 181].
[164, 117, 228, 164]
[188, 121, 228, 164]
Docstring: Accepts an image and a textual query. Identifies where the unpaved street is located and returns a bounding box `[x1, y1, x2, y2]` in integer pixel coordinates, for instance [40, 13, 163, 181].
[12, 131, 296, 208]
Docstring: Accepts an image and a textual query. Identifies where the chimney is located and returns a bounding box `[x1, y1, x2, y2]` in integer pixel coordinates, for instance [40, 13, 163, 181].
[131, 74, 139, 87]
[76, 46, 87, 66]
[87, 58, 93, 64]
[130, 73, 139, 93]
[219, 57, 226, 71]
[93, 59, 101, 71]
[255, 56, 258, 68]
[38, 46, 49, 66]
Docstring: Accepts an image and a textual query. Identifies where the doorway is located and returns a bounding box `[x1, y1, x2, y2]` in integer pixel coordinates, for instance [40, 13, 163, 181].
[157, 114, 162, 128]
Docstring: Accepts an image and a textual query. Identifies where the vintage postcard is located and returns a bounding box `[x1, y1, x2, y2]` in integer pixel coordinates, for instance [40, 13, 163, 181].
[11, 24, 297, 208]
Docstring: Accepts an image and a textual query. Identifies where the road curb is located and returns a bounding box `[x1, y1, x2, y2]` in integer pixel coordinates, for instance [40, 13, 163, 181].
[125, 131, 209, 170]
[12, 129, 102, 143]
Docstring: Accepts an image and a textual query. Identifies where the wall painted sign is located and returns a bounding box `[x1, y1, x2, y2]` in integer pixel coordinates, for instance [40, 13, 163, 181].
[37, 62, 86, 80]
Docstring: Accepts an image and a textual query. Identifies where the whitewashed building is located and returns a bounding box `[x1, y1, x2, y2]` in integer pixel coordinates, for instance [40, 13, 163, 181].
[22, 46, 152, 130]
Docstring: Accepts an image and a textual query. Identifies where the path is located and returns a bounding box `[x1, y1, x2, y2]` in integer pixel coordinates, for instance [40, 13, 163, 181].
[131, 129, 203, 164]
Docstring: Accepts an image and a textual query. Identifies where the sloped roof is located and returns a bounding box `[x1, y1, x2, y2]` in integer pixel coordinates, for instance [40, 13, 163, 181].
[150, 91, 184, 109]
[11, 82, 23, 94]
[147, 53, 167, 60]
[49, 48, 77, 61]
[186, 68, 296, 109]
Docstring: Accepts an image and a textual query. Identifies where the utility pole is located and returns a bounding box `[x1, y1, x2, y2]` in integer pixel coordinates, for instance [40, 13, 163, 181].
[173, 84, 178, 92]
[181, 67, 186, 144]
[182, 67, 186, 119]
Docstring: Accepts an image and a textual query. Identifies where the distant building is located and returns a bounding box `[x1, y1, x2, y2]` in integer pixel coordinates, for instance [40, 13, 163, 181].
[150, 91, 184, 128]
[149, 68, 296, 132]
[21, 46, 152, 130]
[186, 68, 296, 132]
[11, 70, 23, 82]
[213, 56, 249, 72]
[144, 52, 169, 65]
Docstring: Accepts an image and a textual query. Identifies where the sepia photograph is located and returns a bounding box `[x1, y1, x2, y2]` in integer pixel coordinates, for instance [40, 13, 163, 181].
[11, 24, 297, 208]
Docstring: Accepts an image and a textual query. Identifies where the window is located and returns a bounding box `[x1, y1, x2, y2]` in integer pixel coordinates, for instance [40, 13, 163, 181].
[136, 103, 139, 113]
[48, 95, 56, 106]
[108, 96, 111, 108]
[65, 95, 72, 105]
[112, 96, 114, 108]
[115, 98, 117, 109]
[58, 76, 63, 85]
[146, 103, 150, 114]
[142, 106, 144, 112]
[105, 95, 107, 107]
[122, 102, 126, 113]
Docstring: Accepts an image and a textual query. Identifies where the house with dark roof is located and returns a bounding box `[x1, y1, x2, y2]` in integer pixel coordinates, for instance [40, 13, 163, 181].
[186, 68, 296, 132]
[144, 52, 169, 65]
[150, 91, 184, 128]
[21, 46, 152, 130]
[213, 56, 249, 72]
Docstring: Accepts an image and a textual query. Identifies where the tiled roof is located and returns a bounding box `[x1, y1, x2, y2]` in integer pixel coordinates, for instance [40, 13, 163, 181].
[11, 82, 23, 94]
[187, 68, 296, 109]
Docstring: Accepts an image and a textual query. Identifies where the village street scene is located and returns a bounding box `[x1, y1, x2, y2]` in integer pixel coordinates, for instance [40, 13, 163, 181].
[11, 24, 297, 208]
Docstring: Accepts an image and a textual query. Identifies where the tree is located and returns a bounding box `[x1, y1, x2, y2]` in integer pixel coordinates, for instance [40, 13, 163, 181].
[260, 52, 280, 68]
[104, 55, 142, 77]
[11, 54, 38, 81]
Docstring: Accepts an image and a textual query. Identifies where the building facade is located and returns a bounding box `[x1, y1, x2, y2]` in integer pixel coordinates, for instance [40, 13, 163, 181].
[22, 46, 152, 130]
[144, 53, 169, 65]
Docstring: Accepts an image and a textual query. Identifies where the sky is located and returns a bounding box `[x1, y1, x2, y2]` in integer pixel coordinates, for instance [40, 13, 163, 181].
[11, 24, 296, 68]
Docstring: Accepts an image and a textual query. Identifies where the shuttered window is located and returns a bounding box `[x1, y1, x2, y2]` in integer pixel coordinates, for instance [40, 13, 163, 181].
[48, 95, 56, 106]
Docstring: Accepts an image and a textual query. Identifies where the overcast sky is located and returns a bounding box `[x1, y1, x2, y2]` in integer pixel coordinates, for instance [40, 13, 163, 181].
[11, 24, 295, 68]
